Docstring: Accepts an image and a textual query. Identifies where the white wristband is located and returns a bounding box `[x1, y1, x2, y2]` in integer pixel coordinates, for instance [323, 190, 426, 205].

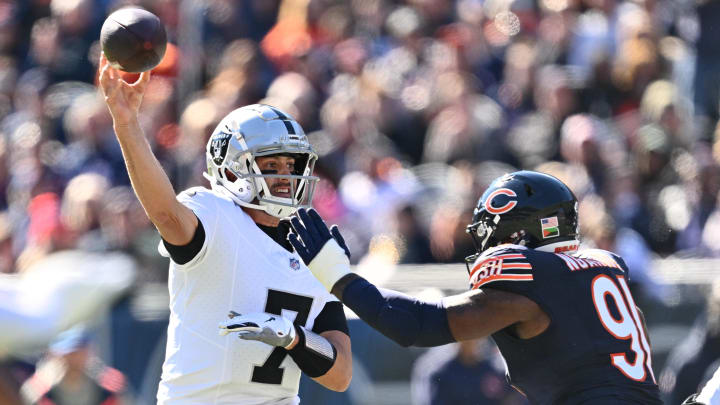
[307, 239, 351, 291]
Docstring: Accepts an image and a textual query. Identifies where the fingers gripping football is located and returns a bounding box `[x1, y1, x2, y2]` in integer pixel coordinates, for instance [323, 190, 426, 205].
[287, 208, 352, 292]
[218, 312, 296, 348]
[98, 53, 150, 125]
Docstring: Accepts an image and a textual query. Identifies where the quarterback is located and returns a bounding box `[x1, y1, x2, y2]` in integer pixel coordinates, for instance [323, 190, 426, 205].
[289, 171, 662, 404]
[98, 55, 351, 404]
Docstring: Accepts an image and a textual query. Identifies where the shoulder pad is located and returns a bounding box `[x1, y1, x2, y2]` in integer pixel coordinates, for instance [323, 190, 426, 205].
[176, 187, 230, 213]
[469, 246, 533, 289]
[478, 244, 527, 260]
[177, 186, 212, 199]
[574, 249, 628, 272]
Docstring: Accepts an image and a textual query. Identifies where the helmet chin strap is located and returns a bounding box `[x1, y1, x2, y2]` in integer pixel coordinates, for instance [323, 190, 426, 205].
[535, 240, 580, 254]
[259, 197, 298, 218]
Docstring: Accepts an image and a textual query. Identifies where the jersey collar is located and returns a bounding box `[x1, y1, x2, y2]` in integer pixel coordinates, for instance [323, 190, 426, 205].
[534, 240, 580, 254]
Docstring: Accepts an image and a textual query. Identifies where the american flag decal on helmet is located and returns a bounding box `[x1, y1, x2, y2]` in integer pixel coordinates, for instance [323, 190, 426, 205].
[541, 216, 560, 238]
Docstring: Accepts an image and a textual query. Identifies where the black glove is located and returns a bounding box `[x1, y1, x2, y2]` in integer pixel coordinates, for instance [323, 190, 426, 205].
[288, 208, 350, 263]
[287, 208, 352, 292]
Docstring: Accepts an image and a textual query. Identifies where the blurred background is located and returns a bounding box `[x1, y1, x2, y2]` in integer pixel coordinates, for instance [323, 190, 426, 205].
[0, 0, 719, 403]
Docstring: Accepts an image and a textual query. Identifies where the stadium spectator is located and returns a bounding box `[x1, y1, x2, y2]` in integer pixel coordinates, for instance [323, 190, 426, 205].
[20, 327, 130, 405]
[411, 339, 527, 405]
[578, 194, 664, 303]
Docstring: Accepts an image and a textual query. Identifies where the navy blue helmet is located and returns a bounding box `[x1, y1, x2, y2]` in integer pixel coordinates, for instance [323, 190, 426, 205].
[465, 171, 579, 270]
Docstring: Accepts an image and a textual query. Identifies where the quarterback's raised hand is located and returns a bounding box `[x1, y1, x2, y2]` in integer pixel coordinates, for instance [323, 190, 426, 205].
[288, 208, 352, 292]
[98, 53, 150, 126]
[218, 312, 297, 349]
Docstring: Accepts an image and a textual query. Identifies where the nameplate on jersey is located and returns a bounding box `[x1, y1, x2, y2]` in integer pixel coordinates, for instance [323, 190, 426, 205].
[469, 253, 533, 289]
[555, 252, 623, 272]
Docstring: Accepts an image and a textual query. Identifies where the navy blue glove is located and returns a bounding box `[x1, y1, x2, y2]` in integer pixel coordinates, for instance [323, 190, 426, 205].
[288, 208, 350, 263]
[288, 208, 352, 291]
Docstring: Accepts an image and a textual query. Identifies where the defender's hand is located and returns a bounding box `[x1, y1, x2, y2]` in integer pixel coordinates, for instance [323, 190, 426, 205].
[218, 312, 297, 349]
[98, 53, 150, 126]
[287, 208, 351, 291]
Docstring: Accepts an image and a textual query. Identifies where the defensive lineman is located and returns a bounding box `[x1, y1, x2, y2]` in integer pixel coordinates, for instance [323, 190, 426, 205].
[289, 171, 662, 404]
[98, 54, 351, 404]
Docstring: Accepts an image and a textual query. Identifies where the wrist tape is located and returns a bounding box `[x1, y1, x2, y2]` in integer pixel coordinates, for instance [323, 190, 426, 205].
[287, 326, 337, 377]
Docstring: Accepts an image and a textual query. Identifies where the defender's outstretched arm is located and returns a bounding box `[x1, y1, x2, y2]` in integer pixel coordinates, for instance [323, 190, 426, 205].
[288, 209, 542, 347]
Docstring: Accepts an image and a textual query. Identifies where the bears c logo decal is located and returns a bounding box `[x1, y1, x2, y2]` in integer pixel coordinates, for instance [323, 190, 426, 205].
[484, 188, 517, 215]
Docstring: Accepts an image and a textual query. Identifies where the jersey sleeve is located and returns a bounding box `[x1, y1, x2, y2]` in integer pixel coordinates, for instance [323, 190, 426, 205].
[468, 248, 535, 296]
[161, 217, 205, 264]
[311, 301, 349, 336]
[157, 187, 219, 268]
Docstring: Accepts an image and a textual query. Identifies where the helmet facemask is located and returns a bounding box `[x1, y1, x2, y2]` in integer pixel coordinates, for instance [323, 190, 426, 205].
[206, 146, 318, 218]
[464, 212, 525, 274]
[246, 149, 318, 218]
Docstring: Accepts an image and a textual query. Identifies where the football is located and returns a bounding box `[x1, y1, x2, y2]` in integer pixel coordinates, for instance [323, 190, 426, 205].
[100, 8, 167, 73]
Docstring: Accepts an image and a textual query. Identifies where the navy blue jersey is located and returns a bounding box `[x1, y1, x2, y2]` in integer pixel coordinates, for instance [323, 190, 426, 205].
[468, 244, 662, 405]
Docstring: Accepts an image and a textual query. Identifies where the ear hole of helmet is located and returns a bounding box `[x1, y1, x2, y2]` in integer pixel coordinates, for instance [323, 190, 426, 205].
[224, 169, 238, 182]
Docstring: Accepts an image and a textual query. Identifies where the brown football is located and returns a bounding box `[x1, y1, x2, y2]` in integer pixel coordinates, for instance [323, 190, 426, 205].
[100, 8, 167, 73]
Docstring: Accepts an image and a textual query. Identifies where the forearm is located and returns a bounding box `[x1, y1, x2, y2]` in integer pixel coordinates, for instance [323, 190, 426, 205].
[310, 331, 352, 392]
[332, 275, 454, 347]
[284, 327, 351, 391]
[113, 120, 196, 244]
[114, 120, 177, 219]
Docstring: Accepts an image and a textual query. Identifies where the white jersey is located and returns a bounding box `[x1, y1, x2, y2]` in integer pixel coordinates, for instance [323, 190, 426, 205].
[156, 188, 339, 405]
[698, 365, 720, 405]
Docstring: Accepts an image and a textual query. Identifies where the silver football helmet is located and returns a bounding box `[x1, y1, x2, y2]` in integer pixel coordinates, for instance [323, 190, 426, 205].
[203, 104, 319, 218]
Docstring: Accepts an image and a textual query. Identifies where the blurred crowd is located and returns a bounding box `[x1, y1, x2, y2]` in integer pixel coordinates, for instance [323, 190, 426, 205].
[0, 0, 718, 403]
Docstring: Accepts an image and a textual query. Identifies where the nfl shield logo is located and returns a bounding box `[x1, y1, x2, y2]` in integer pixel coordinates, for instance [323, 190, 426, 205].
[289, 258, 301, 271]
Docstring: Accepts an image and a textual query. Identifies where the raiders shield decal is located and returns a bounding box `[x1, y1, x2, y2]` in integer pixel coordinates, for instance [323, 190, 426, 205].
[210, 130, 233, 165]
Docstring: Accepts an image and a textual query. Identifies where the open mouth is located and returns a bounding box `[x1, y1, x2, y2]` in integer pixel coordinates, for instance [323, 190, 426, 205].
[272, 184, 292, 198]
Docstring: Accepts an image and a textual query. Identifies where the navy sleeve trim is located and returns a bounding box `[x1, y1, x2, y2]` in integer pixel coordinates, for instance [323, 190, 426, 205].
[162, 216, 205, 265]
[312, 301, 349, 336]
